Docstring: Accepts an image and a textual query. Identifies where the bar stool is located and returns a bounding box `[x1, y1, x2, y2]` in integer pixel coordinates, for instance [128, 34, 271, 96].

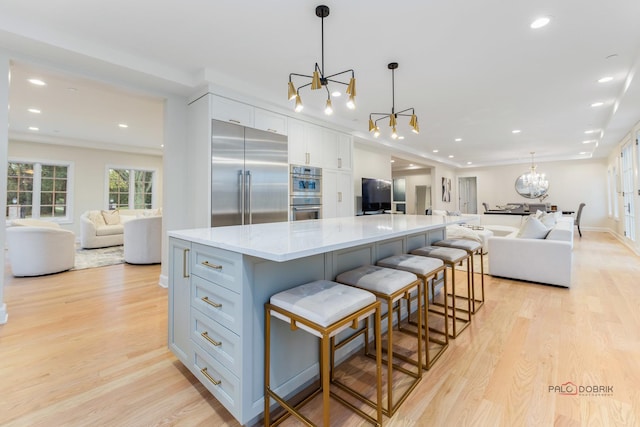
[433, 238, 485, 313]
[335, 265, 422, 417]
[410, 246, 472, 338]
[265, 280, 383, 427]
[376, 254, 448, 370]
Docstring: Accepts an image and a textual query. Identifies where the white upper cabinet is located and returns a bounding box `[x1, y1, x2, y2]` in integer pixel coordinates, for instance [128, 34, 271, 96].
[210, 95, 254, 127]
[288, 118, 353, 169]
[254, 108, 288, 135]
[288, 118, 324, 167]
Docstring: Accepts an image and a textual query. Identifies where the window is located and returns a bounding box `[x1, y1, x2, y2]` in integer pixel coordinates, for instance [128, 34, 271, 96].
[108, 168, 155, 210]
[6, 160, 72, 221]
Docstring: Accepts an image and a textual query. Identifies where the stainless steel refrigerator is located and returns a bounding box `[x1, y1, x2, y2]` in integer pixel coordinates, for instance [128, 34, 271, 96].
[211, 119, 288, 227]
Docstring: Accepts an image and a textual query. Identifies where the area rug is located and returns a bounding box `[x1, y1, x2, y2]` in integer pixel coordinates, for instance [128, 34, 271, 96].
[73, 245, 124, 270]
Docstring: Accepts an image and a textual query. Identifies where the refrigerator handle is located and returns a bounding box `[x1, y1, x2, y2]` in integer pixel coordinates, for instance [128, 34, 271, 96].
[239, 170, 245, 225]
[246, 170, 252, 224]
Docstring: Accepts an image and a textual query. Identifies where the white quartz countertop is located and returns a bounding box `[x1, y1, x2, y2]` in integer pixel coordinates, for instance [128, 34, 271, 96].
[168, 215, 465, 262]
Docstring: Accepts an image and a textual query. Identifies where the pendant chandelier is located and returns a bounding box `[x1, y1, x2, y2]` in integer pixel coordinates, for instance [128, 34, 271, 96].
[368, 62, 419, 139]
[522, 152, 549, 197]
[287, 5, 356, 115]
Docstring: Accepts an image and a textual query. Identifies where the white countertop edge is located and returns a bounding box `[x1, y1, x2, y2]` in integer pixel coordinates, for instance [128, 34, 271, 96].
[168, 215, 468, 262]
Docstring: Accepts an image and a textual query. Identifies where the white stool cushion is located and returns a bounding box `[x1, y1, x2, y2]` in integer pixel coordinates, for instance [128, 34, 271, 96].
[411, 246, 468, 263]
[336, 265, 418, 296]
[270, 280, 375, 328]
[433, 238, 482, 252]
[377, 254, 444, 276]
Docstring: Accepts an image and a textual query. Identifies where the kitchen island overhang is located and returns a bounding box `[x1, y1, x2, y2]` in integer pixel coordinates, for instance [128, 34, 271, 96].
[167, 214, 465, 425]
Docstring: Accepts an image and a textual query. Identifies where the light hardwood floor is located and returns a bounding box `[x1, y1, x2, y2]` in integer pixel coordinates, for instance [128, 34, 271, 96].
[1, 232, 639, 426]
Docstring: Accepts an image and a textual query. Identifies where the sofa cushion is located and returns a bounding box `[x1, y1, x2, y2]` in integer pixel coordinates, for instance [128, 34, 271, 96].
[96, 224, 124, 236]
[517, 216, 549, 239]
[87, 210, 106, 227]
[101, 210, 120, 225]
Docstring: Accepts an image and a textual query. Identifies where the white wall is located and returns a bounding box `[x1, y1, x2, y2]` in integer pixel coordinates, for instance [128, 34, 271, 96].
[8, 139, 163, 236]
[1, 53, 9, 324]
[457, 158, 610, 229]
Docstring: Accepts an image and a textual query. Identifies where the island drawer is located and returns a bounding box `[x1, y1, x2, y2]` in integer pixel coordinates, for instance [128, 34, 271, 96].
[192, 342, 240, 418]
[192, 275, 241, 334]
[191, 244, 242, 293]
[191, 307, 241, 376]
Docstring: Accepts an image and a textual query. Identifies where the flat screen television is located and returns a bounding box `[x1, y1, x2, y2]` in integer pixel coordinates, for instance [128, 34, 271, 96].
[361, 178, 392, 212]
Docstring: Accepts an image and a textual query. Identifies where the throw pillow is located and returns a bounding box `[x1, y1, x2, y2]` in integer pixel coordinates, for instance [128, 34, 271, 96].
[446, 225, 482, 243]
[516, 216, 549, 239]
[101, 209, 120, 225]
[539, 212, 557, 228]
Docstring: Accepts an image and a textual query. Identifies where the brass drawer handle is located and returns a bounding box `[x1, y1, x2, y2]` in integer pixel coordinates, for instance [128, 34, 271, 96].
[228, 119, 241, 124]
[201, 296, 222, 308]
[201, 367, 221, 385]
[201, 331, 222, 347]
[183, 249, 190, 278]
[202, 261, 223, 270]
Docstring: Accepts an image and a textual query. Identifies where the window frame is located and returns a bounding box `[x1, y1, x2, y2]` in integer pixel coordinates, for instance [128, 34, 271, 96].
[105, 165, 158, 210]
[6, 157, 74, 224]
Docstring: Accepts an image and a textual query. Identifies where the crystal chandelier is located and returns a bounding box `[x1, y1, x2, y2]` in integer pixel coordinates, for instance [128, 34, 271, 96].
[522, 152, 548, 196]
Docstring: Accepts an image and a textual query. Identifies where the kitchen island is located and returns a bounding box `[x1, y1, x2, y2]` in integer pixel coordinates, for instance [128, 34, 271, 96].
[167, 214, 463, 425]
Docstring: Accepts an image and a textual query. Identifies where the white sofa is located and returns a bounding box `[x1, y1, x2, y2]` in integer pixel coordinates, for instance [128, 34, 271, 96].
[488, 214, 574, 287]
[6, 225, 76, 276]
[80, 209, 161, 249]
[123, 216, 162, 264]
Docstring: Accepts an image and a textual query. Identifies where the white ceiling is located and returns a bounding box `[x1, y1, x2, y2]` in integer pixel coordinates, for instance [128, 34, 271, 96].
[2, 0, 640, 167]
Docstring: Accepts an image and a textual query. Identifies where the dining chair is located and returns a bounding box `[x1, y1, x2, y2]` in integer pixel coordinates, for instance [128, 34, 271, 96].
[575, 203, 586, 237]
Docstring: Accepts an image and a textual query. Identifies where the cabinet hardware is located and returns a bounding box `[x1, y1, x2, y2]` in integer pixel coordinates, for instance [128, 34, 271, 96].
[202, 261, 223, 270]
[228, 119, 241, 124]
[202, 296, 222, 308]
[183, 248, 190, 278]
[305, 152, 310, 164]
[338, 157, 342, 168]
[338, 192, 343, 202]
[267, 128, 278, 133]
[201, 367, 222, 385]
[201, 331, 222, 347]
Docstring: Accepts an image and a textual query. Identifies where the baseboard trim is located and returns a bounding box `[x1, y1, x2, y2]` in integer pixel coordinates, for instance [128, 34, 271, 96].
[158, 273, 168, 288]
[607, 230, 640, 256]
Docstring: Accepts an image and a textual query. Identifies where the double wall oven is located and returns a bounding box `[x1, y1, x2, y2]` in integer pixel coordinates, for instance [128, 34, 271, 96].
[290, 165, 322, 221]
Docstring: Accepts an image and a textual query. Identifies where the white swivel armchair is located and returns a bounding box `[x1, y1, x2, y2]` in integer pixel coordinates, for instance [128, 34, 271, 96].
[123, 216, 162, 264]
[6, 226, 76, 276]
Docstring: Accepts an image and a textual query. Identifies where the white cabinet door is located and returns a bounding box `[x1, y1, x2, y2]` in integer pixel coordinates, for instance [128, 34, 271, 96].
[337, 133, 352, 170]
[322, 169, 338, 219]
[322, 129, 339, 169]
[254, 108, 288, 135]
[337, 170, 354, 217]
[288, 118, 307, 165]
[210, 95, 254, 127]
[305, 123, 324, 167]
[169, 237, 192, 366]
[322, 169, 353, 219]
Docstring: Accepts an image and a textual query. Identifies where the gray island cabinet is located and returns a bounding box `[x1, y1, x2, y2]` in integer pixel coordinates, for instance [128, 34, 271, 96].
[168, 215, 461, 425]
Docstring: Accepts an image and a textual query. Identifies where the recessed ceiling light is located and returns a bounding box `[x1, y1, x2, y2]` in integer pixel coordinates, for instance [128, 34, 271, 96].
[598, 76, 613, 83]
[28, 78, 46, 86]
[512, 129, 521, 134]
[584, 129, 598, 134]
[28, 126, 39, 131]
[27, 108, 41, 114]
[409, 164, 414, 167]
[390, 159, 395, 163]
[455, 138, 462, 142]
[448, 155, 454, 158]
[591, 102, 604, 107]
[433, 149, 439, 153]
[467, 161, 473, 165]
[118, 123, 129, 128]
[398, 136, 405, 140]
[579, 152, 589, 155]
[331, 91, 341, 97]
[582, 140, 597, 144]
[160, 144, 164, 148]
[530, 16, 550, 29]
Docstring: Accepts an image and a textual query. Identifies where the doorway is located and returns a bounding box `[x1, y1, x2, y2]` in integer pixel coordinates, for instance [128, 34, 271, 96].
[458, 177, 478, 214]
[622, 140, 635, 241]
